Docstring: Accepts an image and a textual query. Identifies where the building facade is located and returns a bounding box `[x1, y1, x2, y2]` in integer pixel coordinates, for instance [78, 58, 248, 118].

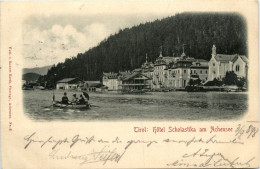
[102, 71, 132, 91]
[168, 59, 193, 88]
[102, 45, 248, 91]
[152, 51, 177, 89]
[208, 45, 248, 81]
[232, 55, 249, 78]
[102, 72, 120, 90]
[151, 50, 208, 89]
[190, 59, 209, 82]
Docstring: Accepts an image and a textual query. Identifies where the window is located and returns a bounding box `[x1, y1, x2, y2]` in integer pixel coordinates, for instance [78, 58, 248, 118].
[236, 65, 240, 72]
[206, 70, 208, 74]
[184, 70, 186, 73]
[213, 63, 215, 67]
[191, 70, 192, 74]
[213, 71, 216, 74]
[200, 70, 202, 74]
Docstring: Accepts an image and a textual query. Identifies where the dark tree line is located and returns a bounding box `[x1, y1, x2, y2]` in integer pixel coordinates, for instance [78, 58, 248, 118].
[40, 13, 248, 87]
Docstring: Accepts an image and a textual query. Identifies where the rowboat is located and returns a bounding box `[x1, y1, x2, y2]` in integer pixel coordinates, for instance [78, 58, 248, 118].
[53, 101, 90, 109]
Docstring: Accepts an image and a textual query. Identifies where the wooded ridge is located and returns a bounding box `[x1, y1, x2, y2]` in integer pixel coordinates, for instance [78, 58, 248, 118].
[42, 13, 247, 86]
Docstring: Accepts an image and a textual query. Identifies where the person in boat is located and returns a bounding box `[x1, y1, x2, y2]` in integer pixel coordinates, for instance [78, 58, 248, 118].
[71, 94, 78, 104]
[61, 92, 69, 104]
[78, 94, 86, 104]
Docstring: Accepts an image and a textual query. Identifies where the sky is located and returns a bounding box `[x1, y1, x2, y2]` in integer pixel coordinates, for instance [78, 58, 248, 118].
[22, 14, 172, 68]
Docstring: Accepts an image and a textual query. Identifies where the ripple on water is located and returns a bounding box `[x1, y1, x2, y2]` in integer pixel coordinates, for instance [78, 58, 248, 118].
[23, 90, 248, 121]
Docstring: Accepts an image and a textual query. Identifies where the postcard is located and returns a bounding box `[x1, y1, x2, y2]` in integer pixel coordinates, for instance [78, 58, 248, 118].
[1, 0, 259, 168]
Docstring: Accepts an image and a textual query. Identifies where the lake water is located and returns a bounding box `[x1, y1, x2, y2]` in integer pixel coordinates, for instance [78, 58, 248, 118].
[23, 90, 248, 122]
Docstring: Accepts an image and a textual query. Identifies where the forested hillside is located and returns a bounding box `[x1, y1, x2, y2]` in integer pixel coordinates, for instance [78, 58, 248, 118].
[42, 13, 247, 87]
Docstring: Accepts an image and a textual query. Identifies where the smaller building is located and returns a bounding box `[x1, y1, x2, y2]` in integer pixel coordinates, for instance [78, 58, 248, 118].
[121, 72, 151, 91]
[102, 71, 132, 91]
[56, 78, 83, 90]
[102, 72, 120, 91]
[83, 81, 102, 92]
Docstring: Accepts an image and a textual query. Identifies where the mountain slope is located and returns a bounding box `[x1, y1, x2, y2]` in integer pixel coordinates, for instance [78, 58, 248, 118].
[43, 13, 247, 84]
[23, 65, 53, 75]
